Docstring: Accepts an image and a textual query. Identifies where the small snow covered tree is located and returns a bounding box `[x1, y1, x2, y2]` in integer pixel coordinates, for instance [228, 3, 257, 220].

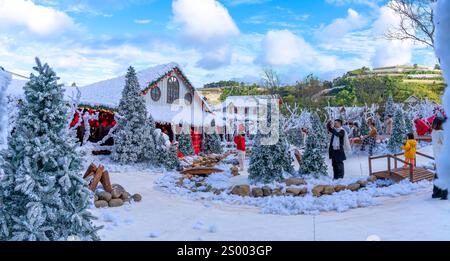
[385, 96, 395, 117]
[201, 121, 223, 155]
[310, 111, 328, 151]
[142, 115, 158, 164]
[249, 127, 294, 184]
[299, 133, 328, 177]
[286, 128, 303, 147]
[404, 112, 415, 135]
[177, 127, 194, 156]
[0, 58, 100, 241]
[163, 144, 181, 171]
[112, 66, 149, 164]
[387, 109, 407, 153]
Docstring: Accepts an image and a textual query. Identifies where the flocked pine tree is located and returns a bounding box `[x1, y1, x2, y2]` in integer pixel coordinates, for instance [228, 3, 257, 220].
[248, 126, 294, 184]
[286, 128, 303, 147]
[177, 126, 194, 156]
[0, 58, 100, 241]
[201, 121, 223, 155]
[385, 96, 395, 117]
[299, 133, 328, 177]
[404, 112, 415, 135]
[163, 144, 181, 171]
[360, 116, 369, 136]
[112, 66, 150, 164]
[143, 114, 158, 164]
[387, 109, 407, 153]
[310, 111, 328, 151]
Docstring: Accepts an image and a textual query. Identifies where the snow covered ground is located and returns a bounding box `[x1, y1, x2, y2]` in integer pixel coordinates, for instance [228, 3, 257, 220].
[90, 145, 450, 241]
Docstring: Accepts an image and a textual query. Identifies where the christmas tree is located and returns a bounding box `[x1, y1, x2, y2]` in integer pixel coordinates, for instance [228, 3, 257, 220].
[404, 112, 415, 135]
[163, 144, 181, 171]
[177, 126, 194, 156]
[310, 111, 328, 151]
[201, 121, 223, 155]
[0, 58, 100, 241]
[286, 128, 303, 147]
[385, 96, 395, 117]
[248, 127, 294, 184]
[360, 116, 369, 136]
[299, 133, 328, 177]
[112, 66, 149, 164]
[387, 109, 407, 153]
[143, 115, 158, 164]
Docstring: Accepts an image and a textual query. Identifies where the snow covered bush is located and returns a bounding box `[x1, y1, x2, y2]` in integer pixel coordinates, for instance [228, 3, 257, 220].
[112, 66, 150, 164]
[248, 128, 294, 184]
[0, 58, 100, 241]
[387, 109, 407, 153]
[299, 133, 328, 177]
[434, 0, 450, 190]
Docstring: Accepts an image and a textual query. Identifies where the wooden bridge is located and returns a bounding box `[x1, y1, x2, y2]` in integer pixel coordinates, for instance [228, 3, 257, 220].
[369, 152, 435, 183]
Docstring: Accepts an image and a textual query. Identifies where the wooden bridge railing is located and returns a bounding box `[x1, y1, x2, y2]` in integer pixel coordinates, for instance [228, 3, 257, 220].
[368, 152, 435, 182]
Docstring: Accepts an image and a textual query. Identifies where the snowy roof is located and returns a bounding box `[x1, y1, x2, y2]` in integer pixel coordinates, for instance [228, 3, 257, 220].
[219, 95, 281, 108]
[77, 62, 187, 108]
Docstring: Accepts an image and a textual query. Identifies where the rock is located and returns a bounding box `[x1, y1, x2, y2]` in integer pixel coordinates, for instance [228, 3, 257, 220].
[94, 200, 108, 208]
[211, 188, 224, 195]
[262, 186, 272, 197]
[121, 192, 130, 201]
[347, 183, 361, 191]
[312, 185, 325, 197]
[367, 175, 378, 183]
[286, 188, 303, 196]
[94, 194, 99, 201]
[272, 189, 284, 196]
[111, 189, 122, 199]
[230, 166, 239, 176]
[132, 193, 143, 202]
[252, 187, 264, 197]
[112, 184, 126, 193]
[322, 185, 335, 195]
[285, 178, 306, 186]
[357, 180, 368, 188]
[96, 191, 112, 202]
[334, 185, 347, 192]
[108, 198, 123, 208]
[230, 185, 251, 197]
[298, 187, 308, 196]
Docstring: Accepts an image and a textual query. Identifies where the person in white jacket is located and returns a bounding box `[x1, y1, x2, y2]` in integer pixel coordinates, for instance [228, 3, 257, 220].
[432, 117, 447, 200]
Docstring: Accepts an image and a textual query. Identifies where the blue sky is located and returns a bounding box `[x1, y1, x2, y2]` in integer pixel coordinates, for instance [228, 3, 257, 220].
[0, 0, 437, 86]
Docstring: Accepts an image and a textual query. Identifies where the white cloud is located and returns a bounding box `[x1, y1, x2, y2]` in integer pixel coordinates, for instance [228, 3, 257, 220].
[260, 30, 318, 66]
[0, 0, 77, 37]
[227, 0, 270, 5]
[134, 19, 151, 24]
[325, 0, 382, 9]
[172, 0, 239, 46]
[370, 5, 413, 67]
[316, 8, 368, 43]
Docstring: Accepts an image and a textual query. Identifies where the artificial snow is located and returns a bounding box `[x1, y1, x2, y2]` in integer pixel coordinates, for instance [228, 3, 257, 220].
[0, 69, 11, 150]
[434, 0, 450, 190]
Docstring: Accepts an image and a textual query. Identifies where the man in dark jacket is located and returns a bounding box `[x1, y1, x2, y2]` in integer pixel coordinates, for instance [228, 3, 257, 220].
[328, 119, 346, 179]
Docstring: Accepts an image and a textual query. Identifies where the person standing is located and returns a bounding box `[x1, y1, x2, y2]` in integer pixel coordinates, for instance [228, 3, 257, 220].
[234, 132, 246, 171]
[432, 117, 448, 200]
[385, 115, 393, 136]
[327, 119, 350, 179]
[401, 133, 417, 169]
[361, 120, 377, 156]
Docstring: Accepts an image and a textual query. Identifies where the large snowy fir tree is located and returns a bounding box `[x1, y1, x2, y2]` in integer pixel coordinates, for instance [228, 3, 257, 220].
[310, 111, 328, 151]
[299, 133, 328, 177]
[387, 109, 407, 153]
[249, 125, 294, 184]
[0, 58, 100, 241]
[112, 66, 150, 164]
[385, 96, 395, 117]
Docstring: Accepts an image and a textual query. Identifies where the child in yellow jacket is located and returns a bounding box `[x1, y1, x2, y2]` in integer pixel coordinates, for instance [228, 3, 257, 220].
[402, 133, 417, 168]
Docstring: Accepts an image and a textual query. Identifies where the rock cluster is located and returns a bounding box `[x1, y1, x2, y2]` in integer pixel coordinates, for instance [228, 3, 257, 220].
[94, 183, 142, 208]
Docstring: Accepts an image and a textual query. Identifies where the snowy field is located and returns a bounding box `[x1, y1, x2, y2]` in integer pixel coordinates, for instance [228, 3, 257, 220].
[91, 145, 450, 241]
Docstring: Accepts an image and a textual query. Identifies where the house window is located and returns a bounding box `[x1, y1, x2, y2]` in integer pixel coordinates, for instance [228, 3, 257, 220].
[151, 86, 161, 101]
[167, 76, 179, 104]
[184, 92, 193, 104]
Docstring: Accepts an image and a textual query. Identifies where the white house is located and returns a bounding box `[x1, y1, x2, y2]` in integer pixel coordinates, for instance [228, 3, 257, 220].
[76, 63, 219, 141]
